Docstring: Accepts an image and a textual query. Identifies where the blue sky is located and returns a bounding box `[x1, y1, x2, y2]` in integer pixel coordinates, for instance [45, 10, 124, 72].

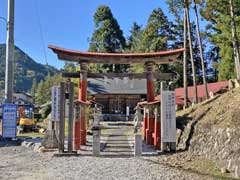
[0, 0, 203, 69]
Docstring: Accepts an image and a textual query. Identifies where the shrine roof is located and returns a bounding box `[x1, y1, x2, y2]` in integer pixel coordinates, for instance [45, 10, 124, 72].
[88, 78, 146, 95]
[48, 45, 185, 64]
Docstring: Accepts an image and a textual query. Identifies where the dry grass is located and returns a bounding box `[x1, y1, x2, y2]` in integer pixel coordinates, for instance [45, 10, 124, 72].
[160, 152, 236, 180]
[177, 88, 240, 129]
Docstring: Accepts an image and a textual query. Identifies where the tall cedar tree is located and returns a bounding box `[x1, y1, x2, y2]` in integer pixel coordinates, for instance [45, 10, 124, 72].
[166, 0, 212, 104]
[193, 0, 209, 99]
[127, 22, 143, 53]
[141, 8, 173, 52]
[140, 8, 174, 93]
[166, 1, 205, 85]
[200, 0, 240, 80]
[88, 6, 127, 73]
[127, 22, 144, 73]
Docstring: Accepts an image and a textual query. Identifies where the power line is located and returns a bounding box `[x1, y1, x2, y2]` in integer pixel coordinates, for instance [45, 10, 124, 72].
[34, 0, 48, 66]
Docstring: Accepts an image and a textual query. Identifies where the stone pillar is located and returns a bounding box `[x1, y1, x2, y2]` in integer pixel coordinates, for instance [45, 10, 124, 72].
[74, 102, 81, 150]
[145, 62, 155, 145]
[134, 134, 142, 156]
[92, 127, 100, 156]
[79, 63, 88, 145]
[92, 105, 101, 156]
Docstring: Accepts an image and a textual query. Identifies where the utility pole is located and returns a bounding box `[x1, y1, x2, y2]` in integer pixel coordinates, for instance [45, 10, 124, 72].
[5, 0, 15, 103]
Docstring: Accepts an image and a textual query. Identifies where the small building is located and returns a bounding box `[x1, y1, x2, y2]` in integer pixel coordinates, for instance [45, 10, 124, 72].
[140, 80, 230, 111]
[13, 92, 33, 105]
[88, 78, 146, 120]
[175, 80, 229, 105]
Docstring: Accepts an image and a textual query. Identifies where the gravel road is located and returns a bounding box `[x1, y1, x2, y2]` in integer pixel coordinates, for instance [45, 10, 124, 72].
[0, 122, 215, 180]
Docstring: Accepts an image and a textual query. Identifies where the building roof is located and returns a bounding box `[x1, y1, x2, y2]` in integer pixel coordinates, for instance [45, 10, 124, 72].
[88, 78, 146, 95]
[175, 80, 229, 99]
[139, 95, 183, 106]
[48, 45, 185, 64]
[13, 97, 33, 105]
[152, 95, 184, 105]
[14, 92, 32, 98]
[139, 81, 229, 106]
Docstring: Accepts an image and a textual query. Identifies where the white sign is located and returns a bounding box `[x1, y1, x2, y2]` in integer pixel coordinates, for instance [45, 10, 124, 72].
[2, 104, 17, 138]
[51, 86, 60, 121]
[161, 91, 176, 142]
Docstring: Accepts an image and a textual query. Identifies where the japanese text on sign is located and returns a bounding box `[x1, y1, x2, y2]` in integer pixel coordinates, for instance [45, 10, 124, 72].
[2, 104, 17, 138]
[51, 86, 60, 121]
[161, 91, 176, 142]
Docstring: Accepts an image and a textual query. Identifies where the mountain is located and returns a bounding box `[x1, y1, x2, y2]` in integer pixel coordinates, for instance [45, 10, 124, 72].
[0, 44, 58, 95]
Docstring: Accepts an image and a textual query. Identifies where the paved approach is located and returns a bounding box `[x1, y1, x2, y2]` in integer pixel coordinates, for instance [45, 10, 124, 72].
[100, 121, 134, 157]
[0, 121, 215, 180]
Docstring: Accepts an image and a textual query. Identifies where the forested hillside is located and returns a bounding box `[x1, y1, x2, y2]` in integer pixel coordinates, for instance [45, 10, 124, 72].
[0, 44, 58, 95]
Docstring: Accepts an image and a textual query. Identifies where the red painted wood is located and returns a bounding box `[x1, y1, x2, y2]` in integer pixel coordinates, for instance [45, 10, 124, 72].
[80, 80, 87, 101]
[79, 78, 87, 145]
[147, 81, 155, 102]
[74, 121, 81, 150]
[74, 78, 88, 148]
[146, 117, 154, 145]
[49, 45, 185, 58]
[153, 120, 161, 150]
[80, 115, 86, 145]
[143, 116, 148, 141]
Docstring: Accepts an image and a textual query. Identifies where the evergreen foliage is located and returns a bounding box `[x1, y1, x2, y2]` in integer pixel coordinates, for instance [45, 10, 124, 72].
[127, 22, 143, 53]
[35, 74, 63, 105]
[200, 0, 240, 80]
[88, 5, 127, 73]
[127, 22, 144, 73]
[140, 8, 173, 52]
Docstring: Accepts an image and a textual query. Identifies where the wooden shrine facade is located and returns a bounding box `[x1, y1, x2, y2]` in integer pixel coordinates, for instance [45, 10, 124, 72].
[87, 77, 147, 120]
[49, 45, 185, 150]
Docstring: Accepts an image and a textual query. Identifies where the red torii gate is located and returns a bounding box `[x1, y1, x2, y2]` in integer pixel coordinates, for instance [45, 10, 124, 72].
[49, 45, 184, 150]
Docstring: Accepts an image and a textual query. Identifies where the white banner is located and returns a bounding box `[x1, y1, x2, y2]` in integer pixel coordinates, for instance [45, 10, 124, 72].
[51, 86, 60, 121]
[161, 91, 176, 142]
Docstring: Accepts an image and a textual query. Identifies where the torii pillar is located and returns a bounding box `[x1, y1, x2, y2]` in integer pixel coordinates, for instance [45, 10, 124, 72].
[79, 63, 88, 145]
[74, 63, 88, 149]
[145, 62, 155, 145]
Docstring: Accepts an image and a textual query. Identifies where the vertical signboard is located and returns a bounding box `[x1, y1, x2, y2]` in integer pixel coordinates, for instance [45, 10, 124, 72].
[2, 104, 17, 138]
[51, 86, 60, 121]
[161, 91, 176, 142]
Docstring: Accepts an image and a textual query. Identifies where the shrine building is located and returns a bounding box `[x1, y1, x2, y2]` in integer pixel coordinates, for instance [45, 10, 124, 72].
[88, 77, 146, 120]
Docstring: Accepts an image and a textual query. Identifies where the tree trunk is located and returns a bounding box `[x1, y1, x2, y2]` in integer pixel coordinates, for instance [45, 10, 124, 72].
[186, 3, 198, 104]
[229, 0, 240, 80]
[183, 5, 188, 108]
[193, 0, 209, 99]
